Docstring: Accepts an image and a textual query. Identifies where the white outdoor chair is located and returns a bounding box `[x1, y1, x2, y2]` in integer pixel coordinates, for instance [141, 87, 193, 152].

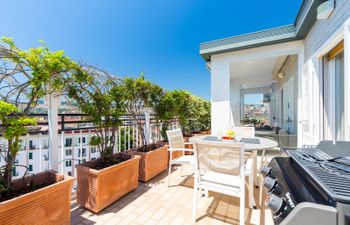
[234, 126, 255, 138]
[166, 129, 194, 186]
[191, 139, 254, 225]
[235, 126, 262, 186]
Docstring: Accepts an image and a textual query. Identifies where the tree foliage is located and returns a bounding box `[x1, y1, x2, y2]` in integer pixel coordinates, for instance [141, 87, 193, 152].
[0, 101, 36, 191]
[0, 37, 79, 114]
[155, 90, 210, 135]
[65, 66, 125, 163]
[0, 37, 75, 191]
[111, 74, 163, 146]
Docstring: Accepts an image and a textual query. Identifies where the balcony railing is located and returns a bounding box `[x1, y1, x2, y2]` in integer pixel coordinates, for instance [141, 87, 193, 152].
[0, 113, 179, 181]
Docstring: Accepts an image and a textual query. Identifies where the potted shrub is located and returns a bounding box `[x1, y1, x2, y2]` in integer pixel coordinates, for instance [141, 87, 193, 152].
[0, 38, 76, 224]
[112, 74, 169, 182]
[67, 66, 140, 213]
[0, 101, 74, 224]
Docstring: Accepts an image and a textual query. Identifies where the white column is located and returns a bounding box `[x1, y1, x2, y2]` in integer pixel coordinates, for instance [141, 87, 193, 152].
[211, 59, 233, 135]
[297, 46, 305, 147]
[47, 94, 59, 171]
[344, 20, 350, 141]
[230, 81, 241, 126]
[144, 112, 151, 144]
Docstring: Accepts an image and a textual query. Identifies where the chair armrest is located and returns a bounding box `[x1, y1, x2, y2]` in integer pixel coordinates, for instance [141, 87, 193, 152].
[168, 148, 195, 153]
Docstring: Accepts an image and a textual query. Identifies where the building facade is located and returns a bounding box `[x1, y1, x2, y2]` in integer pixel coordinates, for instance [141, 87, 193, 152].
[201, 0, 350, 147]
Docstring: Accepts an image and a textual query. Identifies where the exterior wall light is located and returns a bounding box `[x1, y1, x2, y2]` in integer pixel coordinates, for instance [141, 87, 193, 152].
[317, 0, 334, 20]
[278, 72, 285, 79]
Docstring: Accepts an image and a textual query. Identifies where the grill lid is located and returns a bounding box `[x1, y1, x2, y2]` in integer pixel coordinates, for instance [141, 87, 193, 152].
[288, 148, 350, 204]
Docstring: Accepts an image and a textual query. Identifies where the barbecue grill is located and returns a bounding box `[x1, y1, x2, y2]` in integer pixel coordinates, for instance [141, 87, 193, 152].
[261, 141, 350, 225]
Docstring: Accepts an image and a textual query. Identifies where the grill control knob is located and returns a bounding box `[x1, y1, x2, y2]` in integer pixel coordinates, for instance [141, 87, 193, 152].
[260, 166, 272, 177]
[263, 177, 276, 192]
[265, 194, 285, 214]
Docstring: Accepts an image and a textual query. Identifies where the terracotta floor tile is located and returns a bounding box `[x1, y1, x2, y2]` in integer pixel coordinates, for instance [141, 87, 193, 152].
[71, 157, 274, 225]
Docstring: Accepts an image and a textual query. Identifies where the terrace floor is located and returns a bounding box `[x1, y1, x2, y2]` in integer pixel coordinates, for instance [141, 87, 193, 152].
[71, 158, 275, 225]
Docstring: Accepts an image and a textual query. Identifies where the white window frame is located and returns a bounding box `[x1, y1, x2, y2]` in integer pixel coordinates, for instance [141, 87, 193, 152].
[310, 18, 350, 142]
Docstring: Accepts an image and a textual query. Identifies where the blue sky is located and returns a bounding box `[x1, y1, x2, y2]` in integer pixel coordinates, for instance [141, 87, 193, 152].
[2, 0, 302, 99]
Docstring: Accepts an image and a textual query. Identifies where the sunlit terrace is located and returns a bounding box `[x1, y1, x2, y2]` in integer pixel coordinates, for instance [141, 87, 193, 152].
[70, 163, 274, 225]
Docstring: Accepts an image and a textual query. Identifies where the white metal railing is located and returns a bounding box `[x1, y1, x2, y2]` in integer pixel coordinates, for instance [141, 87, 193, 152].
[0, 113, 179, 182]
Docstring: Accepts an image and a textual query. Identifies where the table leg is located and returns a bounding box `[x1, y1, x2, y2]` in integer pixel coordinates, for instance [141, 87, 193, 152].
[253, 151, 258, 187]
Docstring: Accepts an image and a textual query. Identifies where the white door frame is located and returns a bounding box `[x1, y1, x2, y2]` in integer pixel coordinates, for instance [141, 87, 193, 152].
[298, 17, 350, 146]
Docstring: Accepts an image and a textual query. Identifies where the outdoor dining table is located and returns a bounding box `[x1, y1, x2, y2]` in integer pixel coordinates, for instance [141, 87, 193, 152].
[189, 135, 278, 186]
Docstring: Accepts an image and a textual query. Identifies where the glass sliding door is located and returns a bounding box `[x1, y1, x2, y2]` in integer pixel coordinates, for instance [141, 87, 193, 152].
[323, 41, 345, 141]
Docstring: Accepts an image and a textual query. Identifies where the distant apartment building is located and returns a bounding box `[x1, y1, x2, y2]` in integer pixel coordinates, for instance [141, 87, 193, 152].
[0, 132, 100, 178]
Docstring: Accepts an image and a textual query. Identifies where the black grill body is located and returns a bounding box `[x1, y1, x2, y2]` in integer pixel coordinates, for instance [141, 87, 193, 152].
[263, 141, 350, 225]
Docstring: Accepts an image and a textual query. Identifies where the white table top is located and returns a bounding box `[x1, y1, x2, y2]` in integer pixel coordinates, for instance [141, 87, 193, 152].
[189, 135, 278, 151]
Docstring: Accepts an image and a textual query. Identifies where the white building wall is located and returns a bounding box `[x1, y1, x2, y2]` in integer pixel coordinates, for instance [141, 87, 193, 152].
[304, 0, 350, 61]
[301, 0, 350, 142]
[274, 55, 298, 134]
[210, 56, 234, 134]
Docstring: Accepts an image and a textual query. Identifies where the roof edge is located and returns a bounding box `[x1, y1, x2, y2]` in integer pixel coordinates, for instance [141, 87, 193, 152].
[200, 0, 326, 61]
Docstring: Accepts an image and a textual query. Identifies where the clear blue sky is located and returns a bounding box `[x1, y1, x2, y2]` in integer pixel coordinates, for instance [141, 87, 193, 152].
[2, 0, 302, 99]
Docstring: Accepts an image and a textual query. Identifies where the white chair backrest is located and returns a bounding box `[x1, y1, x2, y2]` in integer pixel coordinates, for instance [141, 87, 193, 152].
[192, 139, 244, 178]
[166, 129, 185, 149]
[234, 126, 255, 138]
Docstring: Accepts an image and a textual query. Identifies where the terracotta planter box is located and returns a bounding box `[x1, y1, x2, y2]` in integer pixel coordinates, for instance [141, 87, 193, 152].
[75, 154, 141, 213]
[130, 145, 169, 182]
[0, 170, 74, 225]
[171, 150, 183, 159]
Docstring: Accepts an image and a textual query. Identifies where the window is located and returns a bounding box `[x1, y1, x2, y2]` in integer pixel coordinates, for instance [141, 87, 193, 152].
[29, 152, 33, 160]
[12, 167, 16, 176]
[68, 171, 72, 176]
[29, 164, 33, 172]
[66, 160, 72, 167]
[29, 140, 35, 150]
[66, 149, 72, 156]
[78, 137, 86, 144]
[65, 138, 72, 147]
[91, 147, 96, 154]
[78, 148, 86, 157]
[323, 41, 345, 140]
[91, 157, 96, 160]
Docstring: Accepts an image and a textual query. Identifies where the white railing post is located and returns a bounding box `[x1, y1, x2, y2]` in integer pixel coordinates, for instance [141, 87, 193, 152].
[47, 94, 60, 171]
[118, 128, 121, 151]
[136, 125, 139, 147]
[144, 112, 151, 145]
[25, 134, 29, 172]
[39, 133, 42, 172]
[79, 130, 83, 163]
[113, 130, 118, 153]
[128, 126, 131, 150]
[88, 129, 92, 160]
[60, 131, 65, 174]
[72, 131, 75, 177]
[132, 126, 135, 148]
